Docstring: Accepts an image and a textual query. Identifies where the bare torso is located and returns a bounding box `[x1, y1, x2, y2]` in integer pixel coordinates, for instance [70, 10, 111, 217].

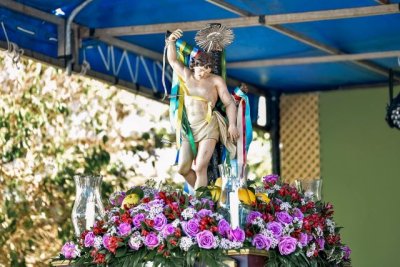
[184, 73, 219, 124]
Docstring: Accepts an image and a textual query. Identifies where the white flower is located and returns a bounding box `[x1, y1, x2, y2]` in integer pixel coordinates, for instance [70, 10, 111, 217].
[74, 247, 81, 258]
[210, 213, 223, 221]
[179, 236, 194, 251]
[171, 219, 180, 227]
[93, 236, 103, 249]
[181, 207, 196, 220]
[282, 223, 294, 235]
[109, 226, 117, 235]
[189, 198, 200, 206]
[273, 184, 281, 190]
[280, 202, 292, 211]
[218, 238, 243, 250]
[326, 219, 335, 234]
[128, 232, 143, 250]
[306, 243, 316, 257]
[251, 217, 265, 230]
[148, 204, 164, 219]
[213, 236, 220, 249]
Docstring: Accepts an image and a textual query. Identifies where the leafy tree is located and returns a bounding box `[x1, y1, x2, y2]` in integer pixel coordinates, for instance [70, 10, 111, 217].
[0, 52, 173, 266]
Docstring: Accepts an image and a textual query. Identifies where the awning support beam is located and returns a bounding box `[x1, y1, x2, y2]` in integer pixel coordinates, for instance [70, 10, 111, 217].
[228, 50, 400, 68]
[91, 4, 400, 37]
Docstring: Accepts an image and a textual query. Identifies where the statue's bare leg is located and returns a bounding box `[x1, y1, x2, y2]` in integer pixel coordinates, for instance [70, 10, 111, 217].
[177, 140, 196, 188]
[193, 138, 217, 189]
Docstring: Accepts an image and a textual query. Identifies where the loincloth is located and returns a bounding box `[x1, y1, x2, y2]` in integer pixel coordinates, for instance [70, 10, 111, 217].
[183, 111, 236, 159]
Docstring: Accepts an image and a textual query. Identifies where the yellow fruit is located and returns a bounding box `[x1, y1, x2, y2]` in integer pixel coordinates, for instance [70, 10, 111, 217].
[256, 192, 270, 204]
[209, 187, 221, 202]
[121, 193, 140, 208]
[238, 188, 256, 205]
[214, 177, 222, 188]
[208, 178, 222, 202]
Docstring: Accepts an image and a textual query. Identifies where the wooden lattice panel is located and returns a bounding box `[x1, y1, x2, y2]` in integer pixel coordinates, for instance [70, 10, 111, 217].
[280, 93, 320, 183]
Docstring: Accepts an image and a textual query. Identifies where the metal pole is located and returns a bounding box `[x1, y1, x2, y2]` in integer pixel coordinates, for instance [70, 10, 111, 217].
[66, 0, 93, 75]
[270, 91, 281, 175]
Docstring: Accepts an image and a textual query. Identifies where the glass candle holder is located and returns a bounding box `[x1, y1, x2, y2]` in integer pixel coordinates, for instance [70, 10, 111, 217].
[71, 174, 105, 237]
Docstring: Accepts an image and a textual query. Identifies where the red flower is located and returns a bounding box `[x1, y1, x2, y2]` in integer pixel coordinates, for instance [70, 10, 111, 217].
[145, 219, 154, 228]
[94, 253, 106, 264]
[120, 212, 132, 224]
[91, 249, 106, 264]
[107, 236, 121, 254]
[142, 197, 151, 203]
[245, 229, 254, 237]
[93, 221, 106, 235]
[169, 238, 178, 246]
[157, 244, 165, 253]
[174, 228, 181, 238]
[141, 229, 149, 236]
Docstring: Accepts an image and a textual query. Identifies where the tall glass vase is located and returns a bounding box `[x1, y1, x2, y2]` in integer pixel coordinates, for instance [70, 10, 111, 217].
[71, 175, 105, 237]
[218, 162, 248, 229]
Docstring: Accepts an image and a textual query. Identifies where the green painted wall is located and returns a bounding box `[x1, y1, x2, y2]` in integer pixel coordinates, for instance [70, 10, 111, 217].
[319, 87, 400, 267]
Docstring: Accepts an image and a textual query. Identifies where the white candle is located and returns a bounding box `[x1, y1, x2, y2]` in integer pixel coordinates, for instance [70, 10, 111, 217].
[229, 189, 239, 228]
[86, 201, 95, 229]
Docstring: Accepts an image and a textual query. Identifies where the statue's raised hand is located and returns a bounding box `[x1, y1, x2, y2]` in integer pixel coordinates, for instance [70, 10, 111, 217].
[168, 29, 183, 42]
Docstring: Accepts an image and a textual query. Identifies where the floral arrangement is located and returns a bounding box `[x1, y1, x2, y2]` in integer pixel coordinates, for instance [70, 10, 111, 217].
[59, 175, 351, 267]
[59, 186, 244, 267]
[243, 175, 351, 266]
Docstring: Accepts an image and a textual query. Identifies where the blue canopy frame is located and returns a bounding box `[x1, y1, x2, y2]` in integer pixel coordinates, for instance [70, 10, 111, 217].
[1, 0, 400, 173]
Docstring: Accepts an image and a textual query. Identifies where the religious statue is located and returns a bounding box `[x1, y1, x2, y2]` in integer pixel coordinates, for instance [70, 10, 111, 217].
[166, 28, 239, 190]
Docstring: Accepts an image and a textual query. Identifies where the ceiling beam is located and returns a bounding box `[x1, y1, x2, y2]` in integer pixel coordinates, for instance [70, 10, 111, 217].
[228, 50, 400, 68]
[0, 0, 64, 25]
[207, 0, 400, 81]
[375, 0, 390, 4]
[92, 4, 399, 37]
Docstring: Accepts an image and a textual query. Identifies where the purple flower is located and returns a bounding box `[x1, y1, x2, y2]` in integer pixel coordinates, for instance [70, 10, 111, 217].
[299, 233, 308, 247]
[61, 242, 79, 259]
[132, 213, 145, 228]
[197, 209, 212, 218]
[153, 214, 167, 231]
[278, 236, 297, 255]
[342, 246, 351, 260]
[276, 211, 293, 224]
[316, 238, 325, 251]
[183, 218, 200, 237]
[161, 224, 176, 238]
[246, 211, 262, 224]
[144, 232, 160, 249]
[228, 227, 245, 242]
[118, 222, 132, 236]
[109, 191, 126, 206]
[84, 232, 95, 247]
[267, 222, 283, 238]
[263, 174, 279, 184]
[218, 219, 230, 237]
[252, 234, 272, 250]
[196, 230, 215, 249]
[102, 234, 110, 249]
[292, 208, 304, 220]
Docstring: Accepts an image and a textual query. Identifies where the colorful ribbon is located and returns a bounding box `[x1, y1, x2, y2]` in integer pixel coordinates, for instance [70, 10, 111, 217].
[169, 40, 200, 156]
[232, 87, 253, 175]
